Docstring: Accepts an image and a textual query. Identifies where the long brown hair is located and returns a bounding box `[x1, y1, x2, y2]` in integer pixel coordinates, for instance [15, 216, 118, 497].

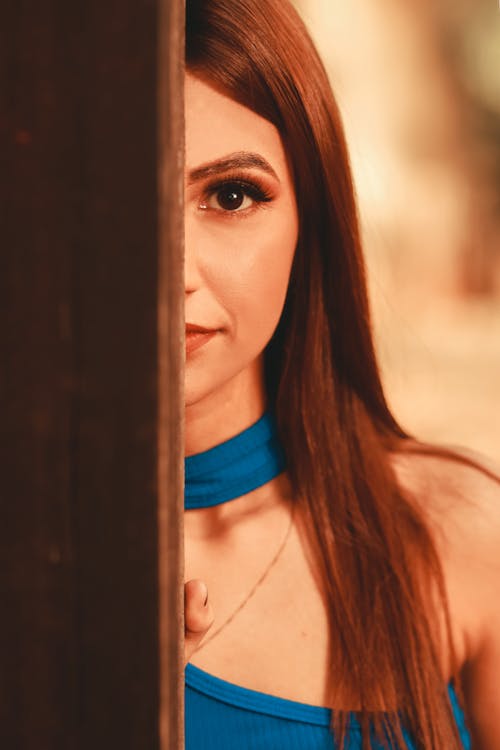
[187, 1, 466, 746]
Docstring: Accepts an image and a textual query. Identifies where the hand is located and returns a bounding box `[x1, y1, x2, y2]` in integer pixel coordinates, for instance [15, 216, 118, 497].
[184, 578, 214, 664]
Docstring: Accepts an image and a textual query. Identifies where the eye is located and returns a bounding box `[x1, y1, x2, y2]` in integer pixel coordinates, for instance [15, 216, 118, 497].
[213, 183, 250, 211]
[201, 179, 273, 214]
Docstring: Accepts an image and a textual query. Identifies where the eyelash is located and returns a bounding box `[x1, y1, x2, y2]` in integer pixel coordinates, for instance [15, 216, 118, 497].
[200, 174, 274, 215]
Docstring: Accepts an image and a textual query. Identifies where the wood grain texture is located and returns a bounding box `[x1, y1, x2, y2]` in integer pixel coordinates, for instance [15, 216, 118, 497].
[158, 0, 185, 748]
[0, 0, 185, 747]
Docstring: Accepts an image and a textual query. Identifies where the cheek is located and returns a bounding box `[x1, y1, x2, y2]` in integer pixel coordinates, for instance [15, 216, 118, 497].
[219, 212, 297, 340]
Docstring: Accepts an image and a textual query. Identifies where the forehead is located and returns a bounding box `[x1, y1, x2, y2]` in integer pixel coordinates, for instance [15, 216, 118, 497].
[185, 73, 289, 176]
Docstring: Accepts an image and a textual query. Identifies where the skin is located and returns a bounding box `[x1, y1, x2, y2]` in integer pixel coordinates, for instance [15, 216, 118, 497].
[182, 72, 500, 748]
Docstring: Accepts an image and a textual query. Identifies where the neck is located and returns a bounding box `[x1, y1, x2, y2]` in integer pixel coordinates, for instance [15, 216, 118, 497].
[184, 471, 293, 539]
[184, 364, 267, 456]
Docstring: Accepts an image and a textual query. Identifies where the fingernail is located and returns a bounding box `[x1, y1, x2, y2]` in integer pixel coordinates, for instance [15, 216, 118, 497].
[200, 582, 208, 606]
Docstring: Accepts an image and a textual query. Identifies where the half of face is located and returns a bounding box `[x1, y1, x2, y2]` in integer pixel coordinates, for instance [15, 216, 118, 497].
[184, 73, 299, 414]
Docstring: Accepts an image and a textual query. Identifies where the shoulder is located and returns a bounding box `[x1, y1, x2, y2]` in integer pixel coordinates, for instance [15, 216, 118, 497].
[390, 444, 500, 544]
[390, 445, 500, 740]
[391, 444, 500, 653]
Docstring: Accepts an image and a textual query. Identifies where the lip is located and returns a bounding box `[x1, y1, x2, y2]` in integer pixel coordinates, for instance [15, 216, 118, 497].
[185, 329, 218, 355]
[186, 323, 216, 333]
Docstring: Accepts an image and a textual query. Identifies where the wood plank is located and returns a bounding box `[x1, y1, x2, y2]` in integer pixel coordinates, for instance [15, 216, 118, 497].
[0, 1, 185, 747]
[158, 0, 186, 747]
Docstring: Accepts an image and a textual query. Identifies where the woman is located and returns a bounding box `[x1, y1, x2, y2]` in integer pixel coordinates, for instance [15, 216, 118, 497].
[182, 0, 500, 747]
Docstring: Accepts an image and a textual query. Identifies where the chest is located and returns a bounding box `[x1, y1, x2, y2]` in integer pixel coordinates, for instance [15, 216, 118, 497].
[186, 516, 333, 706]
[185, 507, 470, 709]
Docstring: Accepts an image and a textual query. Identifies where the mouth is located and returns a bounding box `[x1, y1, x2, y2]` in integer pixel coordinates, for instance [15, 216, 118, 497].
[185, 328, 218, 355]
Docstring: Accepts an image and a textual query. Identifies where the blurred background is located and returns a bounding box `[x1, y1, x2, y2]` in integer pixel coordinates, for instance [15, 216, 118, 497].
[294, 0, 500, 462]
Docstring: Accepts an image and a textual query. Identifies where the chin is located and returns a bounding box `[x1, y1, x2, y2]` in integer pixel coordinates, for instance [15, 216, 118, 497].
[183, 371, 228, 410]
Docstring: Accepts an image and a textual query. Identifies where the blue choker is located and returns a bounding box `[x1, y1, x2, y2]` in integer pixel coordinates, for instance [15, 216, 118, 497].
[184, 412, 287, 509]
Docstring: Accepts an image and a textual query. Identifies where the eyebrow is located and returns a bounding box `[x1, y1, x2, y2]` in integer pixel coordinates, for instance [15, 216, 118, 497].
[188, 151, 280, 184]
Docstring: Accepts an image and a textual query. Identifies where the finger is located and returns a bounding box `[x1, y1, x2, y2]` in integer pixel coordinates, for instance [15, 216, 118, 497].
[184, 579, 214, 663]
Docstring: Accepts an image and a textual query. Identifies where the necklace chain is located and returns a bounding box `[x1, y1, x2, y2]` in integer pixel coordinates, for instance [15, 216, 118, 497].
[193, 503, 296, 653]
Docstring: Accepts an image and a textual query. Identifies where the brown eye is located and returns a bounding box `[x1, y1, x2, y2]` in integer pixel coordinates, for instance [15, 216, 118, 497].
[201, 178, 273, 214]
[216, 185, 246, 211]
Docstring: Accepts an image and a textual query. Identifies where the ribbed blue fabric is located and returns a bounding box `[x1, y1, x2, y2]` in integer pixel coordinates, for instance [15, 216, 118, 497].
[185, 412, 286, 509]
[185, 663, 471, 749]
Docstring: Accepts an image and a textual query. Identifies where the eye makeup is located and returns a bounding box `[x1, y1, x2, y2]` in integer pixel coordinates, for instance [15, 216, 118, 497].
[198, 170, 276, 216]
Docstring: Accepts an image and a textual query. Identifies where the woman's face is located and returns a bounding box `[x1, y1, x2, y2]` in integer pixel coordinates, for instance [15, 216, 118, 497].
[184, 73, 299, 414]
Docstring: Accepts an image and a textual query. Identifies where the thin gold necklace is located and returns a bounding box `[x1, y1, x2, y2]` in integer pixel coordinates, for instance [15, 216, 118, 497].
[193, 503, 296, 653]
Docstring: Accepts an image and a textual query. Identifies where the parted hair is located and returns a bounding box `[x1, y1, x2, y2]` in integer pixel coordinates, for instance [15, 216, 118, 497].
[186, 1, 467, 747]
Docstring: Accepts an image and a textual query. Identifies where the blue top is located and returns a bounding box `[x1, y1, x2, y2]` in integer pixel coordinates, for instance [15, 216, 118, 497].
[185, 663, 471, 749]
[184, 412, 472, 748]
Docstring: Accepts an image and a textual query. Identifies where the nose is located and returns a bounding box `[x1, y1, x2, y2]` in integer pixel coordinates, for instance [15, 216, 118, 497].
[184, 211, 203, 294]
